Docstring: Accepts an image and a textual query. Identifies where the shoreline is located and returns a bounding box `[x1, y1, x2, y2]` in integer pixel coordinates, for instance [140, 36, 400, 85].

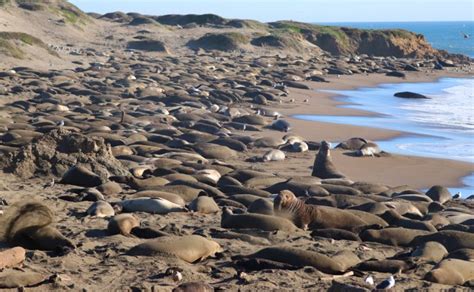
[265, 70, 474, 191]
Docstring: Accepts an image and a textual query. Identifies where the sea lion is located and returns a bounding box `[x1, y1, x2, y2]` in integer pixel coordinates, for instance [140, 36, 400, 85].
[86, 201, 115, 218]
[411, 241, 448, 263]
[274, 190, 367, 231]
[221, 207, 298, 232]
[188, 196, 220, 214]
[311, 141, 346, 179]
[239, 247, 360, 274]
[425, 258, 474, 285]
[360, 227, 430, 247]
[119, 198, 187, 214]
[107, 214, 140, 236]
[0, 202, 75, 252]
[127, 235, 222, 263]
[262, 149, 285, 162]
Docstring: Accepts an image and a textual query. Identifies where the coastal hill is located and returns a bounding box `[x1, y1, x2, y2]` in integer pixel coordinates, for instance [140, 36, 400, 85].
[0, 1, 468, 68]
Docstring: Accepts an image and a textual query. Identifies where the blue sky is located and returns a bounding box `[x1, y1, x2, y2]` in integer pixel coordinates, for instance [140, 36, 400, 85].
[70, 0, 474, 22]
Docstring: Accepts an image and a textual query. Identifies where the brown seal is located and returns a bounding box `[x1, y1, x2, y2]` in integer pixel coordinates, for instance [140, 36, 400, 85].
[311, 141, 346, 179]
[0, 202, 75, 252]
[274, 190, 367, 231]
[425, 258, 474, 285]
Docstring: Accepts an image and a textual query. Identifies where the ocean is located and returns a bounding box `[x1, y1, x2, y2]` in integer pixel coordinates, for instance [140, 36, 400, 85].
[319, 21, 474, 58]
[296, 21, 474, 196]
[295, 77, 474, 196]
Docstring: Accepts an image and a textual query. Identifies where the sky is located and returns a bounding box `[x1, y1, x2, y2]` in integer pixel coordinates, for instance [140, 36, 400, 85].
[69, 0, 474, 23]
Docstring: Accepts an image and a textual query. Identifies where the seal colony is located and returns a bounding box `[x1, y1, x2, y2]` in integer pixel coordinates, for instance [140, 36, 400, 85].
[0, 1, 473, 291]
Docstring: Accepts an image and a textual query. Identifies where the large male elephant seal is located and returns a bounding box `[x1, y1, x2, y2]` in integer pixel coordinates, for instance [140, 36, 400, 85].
[273, 190, 367, 232]
[311, 141, 346, 179]
[127, 235, 222, 263]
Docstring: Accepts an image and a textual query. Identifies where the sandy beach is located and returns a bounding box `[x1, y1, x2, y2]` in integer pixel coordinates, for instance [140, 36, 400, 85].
[264, 71, 474, 189]
[0, 2, 473, 291]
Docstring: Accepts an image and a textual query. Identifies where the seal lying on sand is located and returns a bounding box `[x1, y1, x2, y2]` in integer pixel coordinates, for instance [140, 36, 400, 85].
[0, 202, 75, 252]
[311, 141, 346, 179]
[273, 190, 367, 231]
[236, 247, 360, 274]
[127, 235, 222, 263]
[221, 207, 298, 232]
[425, 258, 474, 285]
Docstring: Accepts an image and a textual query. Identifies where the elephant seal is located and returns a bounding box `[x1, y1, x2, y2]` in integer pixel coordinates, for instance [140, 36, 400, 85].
[311, 141, 346, 179]
[336, 137, 368, 150]
[360, 227, 430, 247]
[86, 201, 115, 218]
[248, 198, 274, 215]
[0, 270, 46, 289]
[221, 207, 298, 232]
[0, 202, 75, 252]
[107, 214, 140, 236]
[188, 196, 220, 214]
[356, 142, 382, 157]
[412, 230, 474, 251]
[127, 235, 222, 263]
[356, 259, 415, 273]
[273, 190, 367, 232]
[60, 165, 103, 187]
[425, 185, 452, 204]
[132, 191, 186, 207]
[447, 248, 474, 261]
[173, 282, 213, 292]
[310, 228, 361, 241]
[119, 198, 187, 214]
[411, 241, 448, 263]
[239, 247, 360, 274]
[380, 209, 436, 232]
[262, 149, 285, 162]
[425, 258, 474, 285]
[271, 119, 291, 132]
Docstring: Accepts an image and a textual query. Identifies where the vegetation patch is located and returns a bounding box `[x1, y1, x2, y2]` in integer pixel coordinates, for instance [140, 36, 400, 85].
[127, 40, 168, 53]
[0, 31, 58, 59]
[187, 32, 249, 51]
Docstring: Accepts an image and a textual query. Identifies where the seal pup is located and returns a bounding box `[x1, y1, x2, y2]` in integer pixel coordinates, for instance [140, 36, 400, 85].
[273, 190, 367, 231]
[86, 201, 115, 218]
[311, 141, 346, 179]
[262, 149, 285, 162]
[425, 258, 474, 285]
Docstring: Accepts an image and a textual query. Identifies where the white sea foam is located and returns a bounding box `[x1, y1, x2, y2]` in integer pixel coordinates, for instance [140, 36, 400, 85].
[398, 78, 474, 132]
